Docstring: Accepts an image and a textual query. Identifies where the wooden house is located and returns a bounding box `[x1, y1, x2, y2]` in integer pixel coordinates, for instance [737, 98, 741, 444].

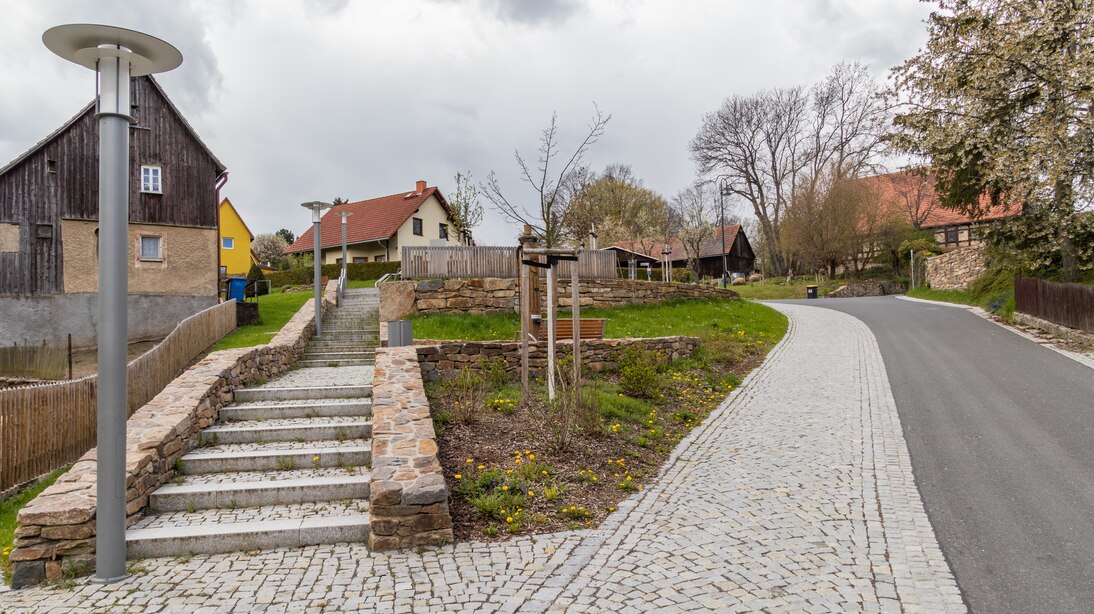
[0, 76, 228, 347]
[609, 225, 756, 278]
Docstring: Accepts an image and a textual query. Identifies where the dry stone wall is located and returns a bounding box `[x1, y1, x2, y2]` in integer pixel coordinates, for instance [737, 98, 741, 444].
[825, 281, 907, 299]
[367, 346, 453, 550]
[416, 336, 700, 382]
[380, 278, 739, 320]
[9, 282, 338, 588]
[926, 245, 986, 290]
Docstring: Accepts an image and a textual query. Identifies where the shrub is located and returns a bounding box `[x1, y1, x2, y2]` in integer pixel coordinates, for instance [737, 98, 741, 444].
[618, 345, 661, 398]
[247, 263, 269, 296]
[267, 261, 400, 287]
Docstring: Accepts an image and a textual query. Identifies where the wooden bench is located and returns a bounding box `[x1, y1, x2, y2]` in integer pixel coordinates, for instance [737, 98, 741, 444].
[536, 318, 607, 341]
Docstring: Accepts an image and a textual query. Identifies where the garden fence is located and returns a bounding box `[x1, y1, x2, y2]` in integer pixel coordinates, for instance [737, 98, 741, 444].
[1014, 276, 1094, 333]
[401, 245, 618, 280]
[0, 300, 237, 491]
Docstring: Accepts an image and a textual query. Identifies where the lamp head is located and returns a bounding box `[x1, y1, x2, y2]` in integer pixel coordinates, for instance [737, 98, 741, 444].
[43, 24, 182, 76]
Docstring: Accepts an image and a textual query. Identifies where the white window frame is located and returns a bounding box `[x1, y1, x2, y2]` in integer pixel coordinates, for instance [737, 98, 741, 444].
[222, 237, 235, 249]
[139, 235, 163, 261]
[141, 165, 162, 194]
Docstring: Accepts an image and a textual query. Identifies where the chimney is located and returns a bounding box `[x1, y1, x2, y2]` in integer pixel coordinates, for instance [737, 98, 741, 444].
[416, 180, 427, 193]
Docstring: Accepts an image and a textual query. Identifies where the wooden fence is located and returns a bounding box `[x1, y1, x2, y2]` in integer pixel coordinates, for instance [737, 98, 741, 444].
[0, 300, 237, 491]
[1014, 276, 1094, 333]
[0, 342, 68, 380]
[401, 246, 618, 280]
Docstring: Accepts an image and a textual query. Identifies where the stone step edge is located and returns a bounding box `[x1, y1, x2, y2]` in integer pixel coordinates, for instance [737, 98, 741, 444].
[204, 419, 372, 435]
[182, 444, 372, 462]
[234, 385, 372, 401]
[125, 514, 371, 558]
[154, 473, 371, 497]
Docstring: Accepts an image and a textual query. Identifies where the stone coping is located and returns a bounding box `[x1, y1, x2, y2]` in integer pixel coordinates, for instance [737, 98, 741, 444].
[367, 346, 453, 550]
[9, 281, 337, 588]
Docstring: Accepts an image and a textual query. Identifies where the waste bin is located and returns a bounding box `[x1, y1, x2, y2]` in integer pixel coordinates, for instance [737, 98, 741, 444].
[388, 320, 413, 347]
[226, 277, 247, 302]
[806, 285, 818, 299]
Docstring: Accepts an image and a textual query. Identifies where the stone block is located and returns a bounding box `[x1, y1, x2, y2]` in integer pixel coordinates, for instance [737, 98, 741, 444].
[40, 521, 95, 540]
[11, 561, 45, 589]
[403, 473, 447, 505]
[371, 480, 403, 507]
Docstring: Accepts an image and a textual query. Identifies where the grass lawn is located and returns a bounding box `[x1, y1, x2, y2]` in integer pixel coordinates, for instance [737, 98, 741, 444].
[211, 289, 312, 351]
[730, 279, 841, 300]
[346, 279, 377, 289]
[907, 267, 1017, 317]
[906, 287, 978, 305]
[1, 467, 67, 582]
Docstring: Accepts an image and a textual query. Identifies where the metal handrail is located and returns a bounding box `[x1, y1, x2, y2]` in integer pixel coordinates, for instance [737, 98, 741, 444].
[376, 270, 401, 285]
[337, 269, 347, 306]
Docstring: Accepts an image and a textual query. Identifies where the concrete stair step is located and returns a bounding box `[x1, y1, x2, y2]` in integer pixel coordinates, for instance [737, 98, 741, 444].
[295, 359, 374, 368]
[305, 344, 376, 352]
[126, 501, 370, 558]
[201, 418, 372, 444]
[179, 440, 372, 474]
[234, 384, 372, 402]
[220, 400, 371, 421]
[149, 471, 371, 511]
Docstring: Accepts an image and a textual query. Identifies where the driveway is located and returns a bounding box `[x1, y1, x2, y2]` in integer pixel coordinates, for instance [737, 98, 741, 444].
[781, 296, 1094, 614]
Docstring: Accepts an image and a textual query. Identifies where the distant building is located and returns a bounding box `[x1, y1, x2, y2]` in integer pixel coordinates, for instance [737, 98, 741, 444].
[608, 225, 756, 278]
[0, 76, 227, 347]
[284, 180, 469, 263]
[218, 198, 258, 277]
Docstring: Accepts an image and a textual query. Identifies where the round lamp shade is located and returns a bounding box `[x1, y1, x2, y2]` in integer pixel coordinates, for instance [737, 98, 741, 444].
[43, 24, 182, 76]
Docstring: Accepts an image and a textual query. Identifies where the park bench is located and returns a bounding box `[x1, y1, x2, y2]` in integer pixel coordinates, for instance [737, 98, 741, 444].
[536, 318, 607, 341]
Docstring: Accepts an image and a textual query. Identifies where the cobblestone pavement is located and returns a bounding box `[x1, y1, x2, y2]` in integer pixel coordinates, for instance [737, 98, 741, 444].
[0, 304, 964, 613]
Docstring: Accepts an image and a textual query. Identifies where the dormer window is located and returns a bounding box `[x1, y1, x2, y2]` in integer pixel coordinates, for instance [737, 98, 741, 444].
[141, 165, 162, 194]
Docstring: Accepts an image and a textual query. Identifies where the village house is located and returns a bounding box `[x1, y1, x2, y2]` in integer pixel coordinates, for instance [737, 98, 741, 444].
[284, 180, 468, 263]
[607, 225, 756, 278]
[0, 76, 227, 347]
[218, 198, 258, 277]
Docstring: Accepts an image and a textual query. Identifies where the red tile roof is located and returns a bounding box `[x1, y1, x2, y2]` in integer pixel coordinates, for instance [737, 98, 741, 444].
[610, 225, 742, 261]
[284, 184, 451, 253]
[861, 170, 1020, 229]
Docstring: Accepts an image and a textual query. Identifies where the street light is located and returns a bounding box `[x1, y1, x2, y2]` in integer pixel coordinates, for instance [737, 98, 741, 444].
[718, 177, 731, 288]
[43, 23, 182, 584]
[338, 210, 353, 280]
[301, 201, 333, 336]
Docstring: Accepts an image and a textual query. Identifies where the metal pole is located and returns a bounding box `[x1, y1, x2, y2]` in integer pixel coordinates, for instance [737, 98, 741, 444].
[910, 249, 915, 291]
[341, 217, 347, 280]
[313, 211, 323, 336]
[95, 49, 131, 584]
[720, 180, 728, 287]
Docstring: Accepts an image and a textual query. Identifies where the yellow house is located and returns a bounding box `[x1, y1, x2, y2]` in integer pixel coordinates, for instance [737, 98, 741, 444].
[218, 198, 258, 277]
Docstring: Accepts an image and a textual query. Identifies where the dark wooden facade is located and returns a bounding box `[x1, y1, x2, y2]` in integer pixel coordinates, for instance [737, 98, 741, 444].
[680, 231, 756, 277]
[0, 77, 226, 295]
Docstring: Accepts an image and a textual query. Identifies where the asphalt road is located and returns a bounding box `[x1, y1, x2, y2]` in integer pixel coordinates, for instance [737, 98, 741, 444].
[779, 296, 1094, 614]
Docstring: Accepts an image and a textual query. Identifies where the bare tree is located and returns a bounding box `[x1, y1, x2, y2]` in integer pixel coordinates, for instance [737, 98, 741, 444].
[885, 169, 937, 229]
[483, 107, 611, 247]
[690, 62, 888, 275]
[671, 183, 715, 279]
[449, 171, 484, 240]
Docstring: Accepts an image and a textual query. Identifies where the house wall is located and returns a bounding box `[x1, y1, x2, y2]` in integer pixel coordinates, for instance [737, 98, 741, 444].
[394, 195, 460, 250]
[218, 202, 253, 276]
[61, 220, 217, 296]
[319, 241, 390, 264]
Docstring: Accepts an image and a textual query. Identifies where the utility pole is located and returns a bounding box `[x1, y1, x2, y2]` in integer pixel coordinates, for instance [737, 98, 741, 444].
[301, 201, 333, 335]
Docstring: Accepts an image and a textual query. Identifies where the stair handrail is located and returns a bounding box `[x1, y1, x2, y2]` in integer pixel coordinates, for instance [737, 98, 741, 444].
[337, 268, 347, 306]
[376, 270, 401, 285]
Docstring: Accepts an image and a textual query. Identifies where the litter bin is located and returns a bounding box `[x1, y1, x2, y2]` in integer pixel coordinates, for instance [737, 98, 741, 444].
[226, 277, 247, 302]
[388, 320, 413, 347]
[806, 285, 818, 299]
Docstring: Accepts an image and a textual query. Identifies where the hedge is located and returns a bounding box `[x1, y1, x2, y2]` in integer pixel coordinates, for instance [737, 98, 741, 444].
[268, 261, 400, 287]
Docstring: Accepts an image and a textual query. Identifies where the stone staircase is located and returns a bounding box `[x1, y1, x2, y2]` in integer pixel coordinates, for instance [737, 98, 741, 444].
[126, 289, 381, 558]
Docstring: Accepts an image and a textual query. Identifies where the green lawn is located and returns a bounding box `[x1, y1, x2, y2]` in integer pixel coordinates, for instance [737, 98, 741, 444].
[730, 280, 841, 300]
[905, 287, 977, 305]
[1, 467, 67, 581]
[211, 289, 312, 350]
[410, 298, 787, 346]
[346, 279, 377, 289]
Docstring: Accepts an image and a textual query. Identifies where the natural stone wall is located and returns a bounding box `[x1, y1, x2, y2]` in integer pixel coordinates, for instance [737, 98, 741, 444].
[9, 281, 338, 588]
[416, 336, 701, 382]
[825, 281, 908, 299]
[926, 245, 986, 290]
[381, 278, 739, 320]
[367, 346, 453, 550]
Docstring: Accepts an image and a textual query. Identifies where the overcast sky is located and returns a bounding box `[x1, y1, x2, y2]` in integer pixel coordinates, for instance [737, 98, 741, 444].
[1, 0, 934, 245]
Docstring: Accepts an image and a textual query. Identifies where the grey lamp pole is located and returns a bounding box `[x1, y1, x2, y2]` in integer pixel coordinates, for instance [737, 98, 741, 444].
[43, 24, 182, 584]
[301, 201, 332, 336]
[718, 177, 730, 288]
[338, 211, 353, 279]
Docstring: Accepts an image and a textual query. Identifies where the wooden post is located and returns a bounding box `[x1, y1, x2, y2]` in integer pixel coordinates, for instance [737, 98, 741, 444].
[67, 333, 73, 380]
[546, 260, 556, 402]
[571, 255, 580, 404]
[517, 226, 536, 398]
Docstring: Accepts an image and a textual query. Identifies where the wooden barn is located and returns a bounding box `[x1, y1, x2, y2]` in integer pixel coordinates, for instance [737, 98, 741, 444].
[0, 76, 228, 347]
[609, 225, 756, 279]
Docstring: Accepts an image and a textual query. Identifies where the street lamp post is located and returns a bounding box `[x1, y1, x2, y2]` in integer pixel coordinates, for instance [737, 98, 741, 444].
[43, 23, 182, 584]
[338, 210, 353, 280]
[301, 201, 333, 336]
[718, 177, 730, 288]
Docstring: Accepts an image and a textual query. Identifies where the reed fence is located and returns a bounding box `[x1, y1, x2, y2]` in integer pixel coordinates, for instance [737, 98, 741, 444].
[401, 245, 618, 280]
[0, 342, 68, 380]
[1014, 276, 1094, 333]
[0, 300, 237, 491]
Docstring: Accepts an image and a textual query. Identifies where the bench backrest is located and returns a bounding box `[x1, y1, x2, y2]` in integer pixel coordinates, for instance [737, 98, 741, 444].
[537, 318, 607, 340]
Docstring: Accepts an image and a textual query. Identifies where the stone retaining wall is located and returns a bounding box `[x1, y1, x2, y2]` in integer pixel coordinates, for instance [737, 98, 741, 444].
[825, 280, 908, 299]
[416, 336, 701, 382]
[380, 278, 738, 320]
[926, 245, 985, 290]
[9, 282, 338, 588]
[367, 346, 453, 550]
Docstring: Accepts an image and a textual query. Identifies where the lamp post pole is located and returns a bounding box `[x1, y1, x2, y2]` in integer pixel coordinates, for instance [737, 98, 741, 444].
[339, 211, 353, 280]
[718, 177, 730, 288]
[301, 201, 333, 336]
[43, 24, 182, 584]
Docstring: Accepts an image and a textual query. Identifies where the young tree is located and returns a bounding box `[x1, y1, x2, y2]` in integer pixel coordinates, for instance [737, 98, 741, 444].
[275, 228, 296, 245]
[890, 0, 1093, 279]
[252, 232, 290, 267]
[671, 184, 715, 279]
[483, 107, 611, 247]
[449, 171, 484, 240]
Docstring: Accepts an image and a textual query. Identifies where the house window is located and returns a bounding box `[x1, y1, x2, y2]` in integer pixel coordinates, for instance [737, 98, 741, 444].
[139, 235, 162, 261]
[222, 237, 234, 249]
[412, 217, 423, 236]
[336, 258, 343, 265]
[352, 257, 367, 263]
[36, 224, 53, 240]
[219, 266, 227, 278]
[375, 255, 386, 262]
[945, 228, 958, 244]
[140, 165, 162, 194]
[47, 159, 57, 174]
[439, 223, 449, 240]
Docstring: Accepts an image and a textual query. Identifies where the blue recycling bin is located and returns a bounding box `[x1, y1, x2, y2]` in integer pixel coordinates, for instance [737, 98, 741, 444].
[226, 277, 247, 302]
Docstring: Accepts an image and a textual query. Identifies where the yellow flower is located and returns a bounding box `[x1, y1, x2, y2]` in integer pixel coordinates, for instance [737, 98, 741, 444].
[515, 458, 522, 464]
[524, 450, 530, 454]
[502, 485, 509, 491]
[466, 458, 473, 463]
[506, 516, 513, 523]
[527, 491, 534, 496]
[608, 506, 615, 512]
[454, 474, 462, 479]
[477, 465, 485, 470]
[541, 470, 548, 475]
[312, 455, 320, 462]
[528, 454, 535, 460]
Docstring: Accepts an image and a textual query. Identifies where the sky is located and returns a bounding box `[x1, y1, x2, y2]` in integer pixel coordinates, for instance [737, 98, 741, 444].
[0, 0, 935, 245]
